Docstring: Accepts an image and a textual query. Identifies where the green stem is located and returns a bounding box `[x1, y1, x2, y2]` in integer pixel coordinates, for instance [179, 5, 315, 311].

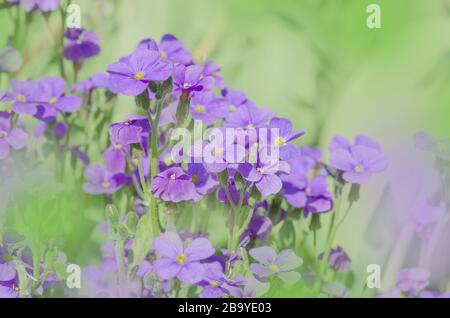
[313, 185, 344, 293]
[148, 99, 163, 238]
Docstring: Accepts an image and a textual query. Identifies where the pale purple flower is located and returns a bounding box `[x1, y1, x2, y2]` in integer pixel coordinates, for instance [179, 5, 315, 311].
[35, 76, 82, 118]
[189, 92, 228, 124]
[107, 48, 171, 96]
[396, 268, 430, 297]
[329, 135, 388, 184]
[20, 0, 60, 12]
[198, 262, 235, 298]
[185, 163, 219, 201]
[227, 276, 270, 298]
[267, 117, 304, 159]
[281, 174, 333, 216]
[152, 232, 215, 284]
[3, 79, 40, 115]
[225, 103, 275, 130]
[138, 34, 192, 65]
[240, 210, 272, 246]
[249, 246, 302, 284]
[319, 246, 351, 272]
[83, 164, 126, 195]
[0, 245, 19, 298]
[64, 28, 100, 62]
[0, 114, 28, 160]
[151, 167, 197, 203]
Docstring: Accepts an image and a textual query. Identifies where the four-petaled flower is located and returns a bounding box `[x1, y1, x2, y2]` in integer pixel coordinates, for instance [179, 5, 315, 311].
[152, 232, 215, 284]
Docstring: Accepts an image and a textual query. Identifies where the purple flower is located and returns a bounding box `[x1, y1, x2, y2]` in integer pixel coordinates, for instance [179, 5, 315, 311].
[222, 89, 248, 116]
[267, 117, 304, 159]
[319, 246, 351, 272]
[239, 148, 290, 196]
[227, 276, 270, 298]
[186, 163, 219, 201]
[64, 28, 100, 62]
[151, 167, 197, 203]
[281, 174, 333, 217]
[173, 64, 213, 94]
[138, 34, 193, 65]
[203, 60, 225, 89]
[396, 268, 430, 297]
[189, 92, 228, 124]
[107, 48, 171, 96]
[218, 179, 250, 206]
[0, 114, 28, 160]
[36, 76, 82, 117]
[82, 164, 126, 195]
[225, 103, 275, 130]
[0, 246, 19, 298]
[249, 246, 302, 284]
[329, 135, 388, 184]
[20, 0, 60, 12]
[152, 232, 215, 284]
[109, 115, 150, 156]
[3, 79, 40, 115]
[240, 210, 272, 246]
[198, 262, 235, 298]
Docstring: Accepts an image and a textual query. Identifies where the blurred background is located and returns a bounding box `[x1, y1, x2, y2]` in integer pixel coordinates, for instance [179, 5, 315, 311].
[2, 0, 450, 296]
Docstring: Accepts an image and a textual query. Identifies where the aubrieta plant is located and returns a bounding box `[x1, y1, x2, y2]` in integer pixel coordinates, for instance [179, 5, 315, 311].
[0, 1, 396, 298]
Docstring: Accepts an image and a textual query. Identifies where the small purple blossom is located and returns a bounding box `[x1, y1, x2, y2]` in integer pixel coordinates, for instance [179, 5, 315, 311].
[152, 232, 215, 284]
[173, 64, 213, 94]
[64, 28, 100, 62]
[329, 135, 389, 184]
[185, 163, 219, 201]
[19, 0, 60, 12]
[227, 276, 270, 298]
[249, 246, 302, 284]
[396, 268, 430, 297]
[319, 246, 351, 272]
[107, 48, 171, 96]
[0, 114, 28, 160]
[198, 262, 235, 298]
[267, 117, 304, 159]
[83, 164, 126, 195]
[189, 92, 228, 124]
[138, 34, 193, 65]
[151, 167, 197, 203]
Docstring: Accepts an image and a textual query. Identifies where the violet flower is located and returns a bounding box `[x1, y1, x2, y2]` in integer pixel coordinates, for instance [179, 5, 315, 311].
[319, 246, 351, 272]
[151, 167, 197, 203]
[19, 0, 60, 12]
[198, 262, 235, 298]
[329, 134, 388, 184]
[138, 34, 193, 65]
[185, 163, 219, 201]
[267, 117, 304, 159]
[249, 246, 302, 284]
[227, 276, 270, 298]
[225, 103, 275, 130]
[152, 232, 215, 284]
[82, 164, 126, 195]
[173, 64, 213, 94]
[0, 246, 19, 298]
[189, 92, 228, 125]
[0, 114, 28, 160]
[107, 48, 171, 96]
[396, 268, 430, 297]
[64, 28, 100, 62]
[3, 79, 40, 115]
[281, 174, 333, 217]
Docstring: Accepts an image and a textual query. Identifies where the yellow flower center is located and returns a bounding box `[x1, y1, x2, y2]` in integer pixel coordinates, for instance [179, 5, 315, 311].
[2, 254, 12, 262]
[176, 254, 187, 265]
[191, 175, 199, 183]
[246, 124, 255, 129]
[134, 71, 145, 80]
[170, 173, 177, 180]
[49, 97, 58, 105]
[164, 156, 174, 166]
[182, 83, 192, 89]
[0, 130, 7, 138]
[257, 167, 265, 174]
[101, 181, 111, 189]
[210, 280, 219, 288]
[275, 137, 286, 147]
[229, 104, 236, 112]
[354, 164, 365, 173]
[16, 94, 26, 102]
[213, 148, 224, 158]
[195, 105, 206, 113]
[161, 52, 168, 59]
[268, 264, 279, 272]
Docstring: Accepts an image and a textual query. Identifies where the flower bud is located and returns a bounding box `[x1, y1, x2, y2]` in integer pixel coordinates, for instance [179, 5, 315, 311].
[125, 212, 139, 235]
[105, 204, 119, 228]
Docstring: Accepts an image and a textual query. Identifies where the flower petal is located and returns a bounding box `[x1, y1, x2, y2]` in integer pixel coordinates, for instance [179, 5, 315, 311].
[185, 238, 215, 262]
